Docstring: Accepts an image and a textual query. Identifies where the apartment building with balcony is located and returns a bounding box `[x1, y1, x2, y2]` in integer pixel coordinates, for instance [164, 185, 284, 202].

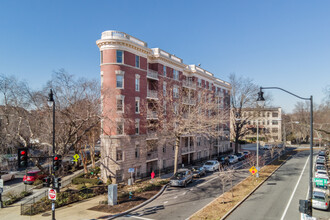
[96, 31, 231, 183]
[241, 107, 282, 143]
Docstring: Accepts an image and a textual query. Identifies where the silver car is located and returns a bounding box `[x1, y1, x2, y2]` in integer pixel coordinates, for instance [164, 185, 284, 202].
[170, 168, 193, 187]
[203, 160, 220, 172]
[312, 191, 329, 210]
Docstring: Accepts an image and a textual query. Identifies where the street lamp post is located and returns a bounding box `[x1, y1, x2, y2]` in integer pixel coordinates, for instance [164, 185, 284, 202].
[256, 120, 259, 178]
[48, 89, 56, 220]
[257, 86, 313, 216]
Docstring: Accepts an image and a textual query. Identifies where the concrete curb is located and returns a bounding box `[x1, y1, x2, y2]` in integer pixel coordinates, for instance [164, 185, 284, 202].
[220, 153, 294, 220]
[99, 183, 169, 219]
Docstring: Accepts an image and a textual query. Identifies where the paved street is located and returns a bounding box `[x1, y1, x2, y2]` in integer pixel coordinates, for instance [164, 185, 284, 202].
[117, 170, 249, 220]
[227, 150, 329, 220]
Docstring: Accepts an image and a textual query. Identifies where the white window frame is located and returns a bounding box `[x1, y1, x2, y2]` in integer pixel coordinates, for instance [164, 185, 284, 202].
[135, 97, 140, 114]
[117, 121, 124, 135]
[116, 148, 123, 161]
[173, 86, 179, 98]
[163, 65, 167, 77]
[116, 95, 125, 113]
[198, 78, 202, 87]
[135, 119, 140, 135]
[115, 70, 125, 89]
[173, 69, 179, 80]
[135, 74, 140, 92]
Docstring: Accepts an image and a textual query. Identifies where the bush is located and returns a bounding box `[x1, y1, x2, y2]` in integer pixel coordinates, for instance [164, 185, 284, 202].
[72, 177, 99, 185]
[33, 179, 43, 186]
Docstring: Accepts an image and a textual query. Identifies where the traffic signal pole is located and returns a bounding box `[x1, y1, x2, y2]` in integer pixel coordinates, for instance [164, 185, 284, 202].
[49, 89, 56, 220]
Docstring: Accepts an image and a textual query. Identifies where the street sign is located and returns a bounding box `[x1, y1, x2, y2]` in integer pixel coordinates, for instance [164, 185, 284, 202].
[128, 168, 135, 173]
[313, 178, 328, 186]
[249, 166, 258, 175]
[0, 179, 3, 188]
[73, 154, 80, 162]
[48, 188, 57, 200]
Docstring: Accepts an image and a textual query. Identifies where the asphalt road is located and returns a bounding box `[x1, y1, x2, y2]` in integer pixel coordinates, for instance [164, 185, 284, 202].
[227, 150, 329, 220]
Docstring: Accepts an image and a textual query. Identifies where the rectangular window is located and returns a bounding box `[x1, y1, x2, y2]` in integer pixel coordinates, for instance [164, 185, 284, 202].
[198, 78, 202, 87]
[197, 137, 201, 146]
[116, 50, 123, 63]
[173, 69, 179, 80]
[272, 128, 278, 133]
[135, 146, 140, 158]
[135, 100, 139, 113]
[163, 66, 167, 76]
[163, 82, 167, 96]
[135, 55, 140, 67]
[163, 145, 166, 153]
[272, 120, 278, 125]
[272, 112, 279, 117]
[135, 76, 140, 91]
[135, 120, 139, 135]
[117, 122, 124, 135]
[117, 98, 123, 112]
[173, 87, 179, 98]
[116, 75, 123, 88]
[116, 149, 123, 161]
[100, 51, 103, 64]
[163, 101, 167, 115]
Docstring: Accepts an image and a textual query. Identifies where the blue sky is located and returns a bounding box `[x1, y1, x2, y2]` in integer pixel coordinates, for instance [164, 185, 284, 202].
[0, 0, 329, 113]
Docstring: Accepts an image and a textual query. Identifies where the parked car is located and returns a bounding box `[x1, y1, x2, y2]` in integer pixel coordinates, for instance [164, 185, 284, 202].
[317, 156, 326, 161]
[235, 153, 245, 161]
[315, 170, 329, 180]
[0, 171, 16, 182]
[191, 166, 206, 178]
[219, 156, 229, 166]
[261, 144, 273, 150]
[315, 165, 327, 172]
[319, 151, 326, 157]
[243, 151, 251, 158]
[314, 183, 329, 195]
[312, 191, 329, 210]
[316, 158, 326, 166]
[203, 160, 220, 172]
[228, 155, 238, 164]
[170, 168, 193, 187]
[23, 170, 47, 185]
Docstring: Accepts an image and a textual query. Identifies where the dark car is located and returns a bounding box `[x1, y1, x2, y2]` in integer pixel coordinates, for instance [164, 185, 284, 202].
[235, 153, 245, 161]
[170, 168, 193, 187]
[219, 156, 229, 166]
[191, 166, 206, 178]
[243, 151, 251, 158]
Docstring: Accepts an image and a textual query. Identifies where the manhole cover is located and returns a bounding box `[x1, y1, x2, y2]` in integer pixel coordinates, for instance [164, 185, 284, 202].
[41, 213, 51, 217]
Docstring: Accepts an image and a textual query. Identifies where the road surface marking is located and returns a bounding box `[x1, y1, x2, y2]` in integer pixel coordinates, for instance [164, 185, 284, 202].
[126, 215, 155, 220]
[164, 201, 168, 204]
[174, 196, 178, 199]
[280, 155, 309, 220]
[196, 176, 218, 188]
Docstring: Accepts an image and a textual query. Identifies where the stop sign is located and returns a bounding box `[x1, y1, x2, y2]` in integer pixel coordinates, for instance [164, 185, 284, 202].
[48, 188, 57, 200]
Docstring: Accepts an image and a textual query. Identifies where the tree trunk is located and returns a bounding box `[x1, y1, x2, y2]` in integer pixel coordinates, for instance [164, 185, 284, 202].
[174, 136, 180, 174]
[80, 145, 88, 174]
[235, 134, 239, 154]
[91, 132, 96, 169]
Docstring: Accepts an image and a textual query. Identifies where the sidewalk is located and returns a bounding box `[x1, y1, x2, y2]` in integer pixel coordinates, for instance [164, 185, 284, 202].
[0, 194, 107, 220]
[0, 172, 173, 220]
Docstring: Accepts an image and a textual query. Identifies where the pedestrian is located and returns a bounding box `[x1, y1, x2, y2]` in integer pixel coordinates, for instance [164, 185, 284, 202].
[151, 170, 155, 179]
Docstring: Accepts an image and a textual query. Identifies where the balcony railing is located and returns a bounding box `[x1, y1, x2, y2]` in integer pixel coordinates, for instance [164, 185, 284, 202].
[147, 70, 159, 80]
[182, 97, 196, 105]
[215, 92, 224, 97]
[146, 150, 158, 161]
[147, 111, 158, 119]
[182, 80, 196, 89]
[147, 90, 158, 99]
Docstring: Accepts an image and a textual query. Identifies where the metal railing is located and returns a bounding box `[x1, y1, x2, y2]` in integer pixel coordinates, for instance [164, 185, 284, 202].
[147, 111, 158, 119]
[182, 80, 197, 89]
[147, 90, 158, 99]
[147, 70, 159, 80]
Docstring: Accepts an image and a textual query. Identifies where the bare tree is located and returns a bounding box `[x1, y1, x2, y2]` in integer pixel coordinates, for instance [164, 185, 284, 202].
[152, 89, 229, 174]
[229, 73, 260, 153]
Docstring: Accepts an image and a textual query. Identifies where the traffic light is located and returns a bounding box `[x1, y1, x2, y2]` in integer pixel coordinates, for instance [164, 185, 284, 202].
[54, 177, 62, 192]
[53, 155, 62, 171]
[17, 148, 28, 168]
[43, 176, 52, 187]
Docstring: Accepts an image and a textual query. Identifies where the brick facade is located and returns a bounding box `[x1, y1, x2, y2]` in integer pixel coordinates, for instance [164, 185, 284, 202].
[96, 31, 232, 183]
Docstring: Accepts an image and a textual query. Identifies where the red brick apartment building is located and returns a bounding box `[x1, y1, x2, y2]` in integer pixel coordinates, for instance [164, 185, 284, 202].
[96, 31, 231, 183]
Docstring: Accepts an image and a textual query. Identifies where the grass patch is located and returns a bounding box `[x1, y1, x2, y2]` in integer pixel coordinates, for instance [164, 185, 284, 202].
[190, 150, 296, 220]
